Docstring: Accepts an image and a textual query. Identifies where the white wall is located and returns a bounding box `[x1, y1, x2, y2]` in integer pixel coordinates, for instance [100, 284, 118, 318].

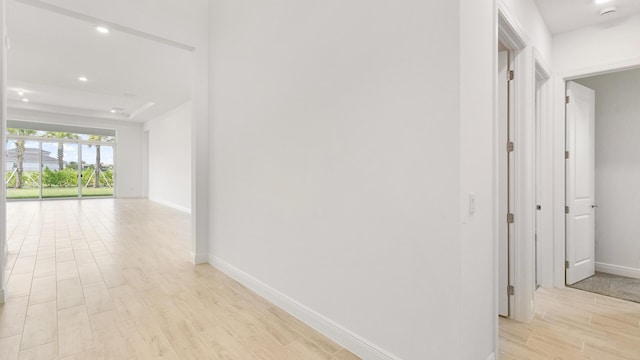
[553, 13, 640, 76]
[7, 109, 144, 198]
[209, 1, 497, 359]
[576, 70, 640, 278]
[460, 0, 497, 358]
[144, 102, 191, 212]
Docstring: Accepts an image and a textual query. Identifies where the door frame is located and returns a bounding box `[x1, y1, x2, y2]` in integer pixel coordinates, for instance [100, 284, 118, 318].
[497, 4, 537, 321]
[533, 50, 552, 288]
[553, 60, 640, 287]
[496, 2, 555, 322]
[497, 48, 514, 317]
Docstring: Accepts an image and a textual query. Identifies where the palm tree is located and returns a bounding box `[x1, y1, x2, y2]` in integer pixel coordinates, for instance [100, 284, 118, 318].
[45, 131, 78, 170]
[7, 128, 37, 188]
[44, 132, 79, 170]
[87, 135, 113, 188]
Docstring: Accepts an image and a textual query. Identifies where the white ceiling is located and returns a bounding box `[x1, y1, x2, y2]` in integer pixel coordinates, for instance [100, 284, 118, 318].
[7, 0, 194, 123]
[11, 0, 638, 125]
[534, 0, 640, 34]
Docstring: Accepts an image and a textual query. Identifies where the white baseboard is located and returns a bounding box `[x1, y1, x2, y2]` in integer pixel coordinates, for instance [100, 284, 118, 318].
[595, 262, 640, 279]
[149, 198, 192, 214]
[191, 252, 209, 265]
[209, 255, 401, 360]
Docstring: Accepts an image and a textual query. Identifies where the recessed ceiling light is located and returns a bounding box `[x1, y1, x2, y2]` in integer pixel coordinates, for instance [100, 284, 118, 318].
[78, 76, 88, 82]
[22, 98, 29, 102]
[95, 26, 110, 34]
[17, 89, 24, 96]
[110, 107, 124, 114]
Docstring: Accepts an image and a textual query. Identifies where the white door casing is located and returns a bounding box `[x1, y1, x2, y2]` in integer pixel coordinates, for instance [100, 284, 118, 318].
[566, 81, 596, 285]
[498, 50, 515, 317]
[535, 78, 542, 288]
[498, 50, 508, 317]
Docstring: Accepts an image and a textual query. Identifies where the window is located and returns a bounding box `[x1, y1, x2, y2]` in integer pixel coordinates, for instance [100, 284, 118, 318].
[5, 124, 116, 200]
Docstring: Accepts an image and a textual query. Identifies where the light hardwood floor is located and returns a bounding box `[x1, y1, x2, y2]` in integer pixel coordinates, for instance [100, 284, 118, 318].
[500, 286, 640, 360]
[0, 199, 360, 360]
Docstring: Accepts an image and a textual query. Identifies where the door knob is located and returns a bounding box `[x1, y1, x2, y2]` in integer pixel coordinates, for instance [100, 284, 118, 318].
[592, 204, 599, 208]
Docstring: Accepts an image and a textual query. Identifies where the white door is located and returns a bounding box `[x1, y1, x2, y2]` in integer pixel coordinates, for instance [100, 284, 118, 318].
[566, 81, 596, 285]
[498, 50, 514, 317]
[535, 79, 542, 288]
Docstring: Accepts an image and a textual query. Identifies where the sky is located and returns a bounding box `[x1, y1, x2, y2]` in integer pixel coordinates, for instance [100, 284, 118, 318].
[7, 140, 114, 167]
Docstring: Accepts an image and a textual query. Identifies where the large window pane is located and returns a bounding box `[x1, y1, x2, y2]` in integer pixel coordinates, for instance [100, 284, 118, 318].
[6, 139, 41, 199]
[81, 144, 114, 197]
[42, 141, 79, 198]
[5, 128, 116, 201]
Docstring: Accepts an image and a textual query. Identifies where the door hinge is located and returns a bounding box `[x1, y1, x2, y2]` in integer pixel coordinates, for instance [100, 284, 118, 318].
[566, 95, 570, 104]
[565, 206, 570, 214]
[508, 70, 515, 81]
[565, 261, 570, 269]
[565, 151, 570, 159]
[508, 285, 515, 296]
[507, 142, 514, 152]
[507, 213, 514, 224]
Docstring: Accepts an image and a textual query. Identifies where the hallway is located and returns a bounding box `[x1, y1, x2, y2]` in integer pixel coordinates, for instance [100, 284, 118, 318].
[0, 199, 359, 360]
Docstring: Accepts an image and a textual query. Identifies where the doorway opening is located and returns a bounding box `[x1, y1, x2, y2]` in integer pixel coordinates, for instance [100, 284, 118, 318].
[1, 0, 203, 305]
[564, 67, 640, 304]
[564, 80, 596, 286]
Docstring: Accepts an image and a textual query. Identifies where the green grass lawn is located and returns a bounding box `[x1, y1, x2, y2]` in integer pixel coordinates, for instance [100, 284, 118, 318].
[7, 187, 113, 199]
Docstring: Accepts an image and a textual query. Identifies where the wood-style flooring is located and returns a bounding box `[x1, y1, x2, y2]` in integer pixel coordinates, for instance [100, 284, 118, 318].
[0, 199, 360, 360]
[3, 199, 639, 359]
[500, 286, 640, 359]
